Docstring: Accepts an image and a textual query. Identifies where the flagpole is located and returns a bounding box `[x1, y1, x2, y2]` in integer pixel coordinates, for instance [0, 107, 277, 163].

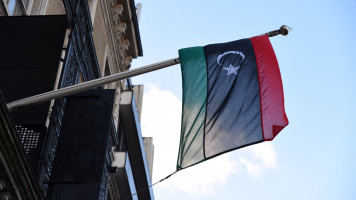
[6, 25, 291, 111]
[266, 25, 292, 37]
[7, 58, 180, 111]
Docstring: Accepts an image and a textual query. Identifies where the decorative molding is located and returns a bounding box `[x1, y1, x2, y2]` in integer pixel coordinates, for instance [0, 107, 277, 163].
[111, 3, 123, 23]
[101, 0, 122, 74]
[115, 22, 126, 38]
[122, 54, 132, 71]
[119, 39, 130, 56]
[109, 1, 138, 71]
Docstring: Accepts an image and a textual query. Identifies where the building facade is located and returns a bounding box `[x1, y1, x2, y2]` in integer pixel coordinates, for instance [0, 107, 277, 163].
[0, 0, 154, 199]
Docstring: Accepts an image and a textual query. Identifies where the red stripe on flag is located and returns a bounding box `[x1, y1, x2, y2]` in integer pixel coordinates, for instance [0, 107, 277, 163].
[250, 35, 289, 141]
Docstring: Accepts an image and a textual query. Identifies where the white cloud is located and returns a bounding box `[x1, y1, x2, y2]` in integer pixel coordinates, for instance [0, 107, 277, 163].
[240, 157, 262, 177]
[240, 142, 278, 177]
[140, 84, 279, 195]
[140, 84, 182, 179]
[163, 154, 239, 195]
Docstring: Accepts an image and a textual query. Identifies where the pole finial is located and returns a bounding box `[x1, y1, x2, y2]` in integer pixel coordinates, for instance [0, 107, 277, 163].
[267, 25, 292, 37]
[279, 25, 292, 36]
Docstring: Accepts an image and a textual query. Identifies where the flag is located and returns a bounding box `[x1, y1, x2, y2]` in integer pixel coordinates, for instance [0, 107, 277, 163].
[177, 34, 288, 170]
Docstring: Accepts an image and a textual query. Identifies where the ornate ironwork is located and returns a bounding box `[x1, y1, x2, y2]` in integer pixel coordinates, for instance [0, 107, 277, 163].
[37, 0, 102, 195]
[100, 119, 120, 199]
[15, 125, 46, 172]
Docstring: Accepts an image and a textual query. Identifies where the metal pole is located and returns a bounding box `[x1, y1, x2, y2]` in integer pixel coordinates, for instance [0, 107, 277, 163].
[7, 58, 180, 111]
[266, 25, 292, 37]
[6, 25, 291, 111]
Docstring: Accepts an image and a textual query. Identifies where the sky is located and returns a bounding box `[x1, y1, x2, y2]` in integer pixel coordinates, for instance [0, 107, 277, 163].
[130, 0, 356, 199]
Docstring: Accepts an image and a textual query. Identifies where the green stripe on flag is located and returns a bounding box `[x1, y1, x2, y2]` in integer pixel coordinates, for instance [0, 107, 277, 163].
[177, 47, 207, 170]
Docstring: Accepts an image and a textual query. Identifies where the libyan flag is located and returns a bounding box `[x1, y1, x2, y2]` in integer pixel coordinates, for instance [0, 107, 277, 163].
[177, 34, 289, 170]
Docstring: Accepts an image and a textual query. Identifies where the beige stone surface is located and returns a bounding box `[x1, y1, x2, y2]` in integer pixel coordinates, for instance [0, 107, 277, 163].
[92, 1, 110, 75]
[45, 0, 65, 15]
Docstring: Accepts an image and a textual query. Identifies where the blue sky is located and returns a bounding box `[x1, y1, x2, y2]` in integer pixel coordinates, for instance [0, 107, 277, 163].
[131, 0, 356, 199]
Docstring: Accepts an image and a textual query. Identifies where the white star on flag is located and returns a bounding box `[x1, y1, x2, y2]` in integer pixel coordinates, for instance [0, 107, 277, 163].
[223, 64, 240, 76]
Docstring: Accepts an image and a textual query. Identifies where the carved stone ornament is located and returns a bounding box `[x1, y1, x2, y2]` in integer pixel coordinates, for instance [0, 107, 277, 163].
[111, 4, 124, 22]
[122, 54, 133, 71]
[119, 40, 130, 56]
[115, 22, 127, 37]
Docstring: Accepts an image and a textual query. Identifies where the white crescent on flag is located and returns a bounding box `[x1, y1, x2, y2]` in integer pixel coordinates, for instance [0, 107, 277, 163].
[216, 51, 245, 65]
[217, 51, 245, 76]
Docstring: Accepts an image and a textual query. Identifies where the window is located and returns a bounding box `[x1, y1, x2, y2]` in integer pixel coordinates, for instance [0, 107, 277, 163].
[5, 0, 32, 15]
[104, 58, 115, 89]
[7, 0, 16, 15]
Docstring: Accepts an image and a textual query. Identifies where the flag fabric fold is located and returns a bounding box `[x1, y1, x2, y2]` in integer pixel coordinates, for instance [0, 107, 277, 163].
[177, 34, 288, 170]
